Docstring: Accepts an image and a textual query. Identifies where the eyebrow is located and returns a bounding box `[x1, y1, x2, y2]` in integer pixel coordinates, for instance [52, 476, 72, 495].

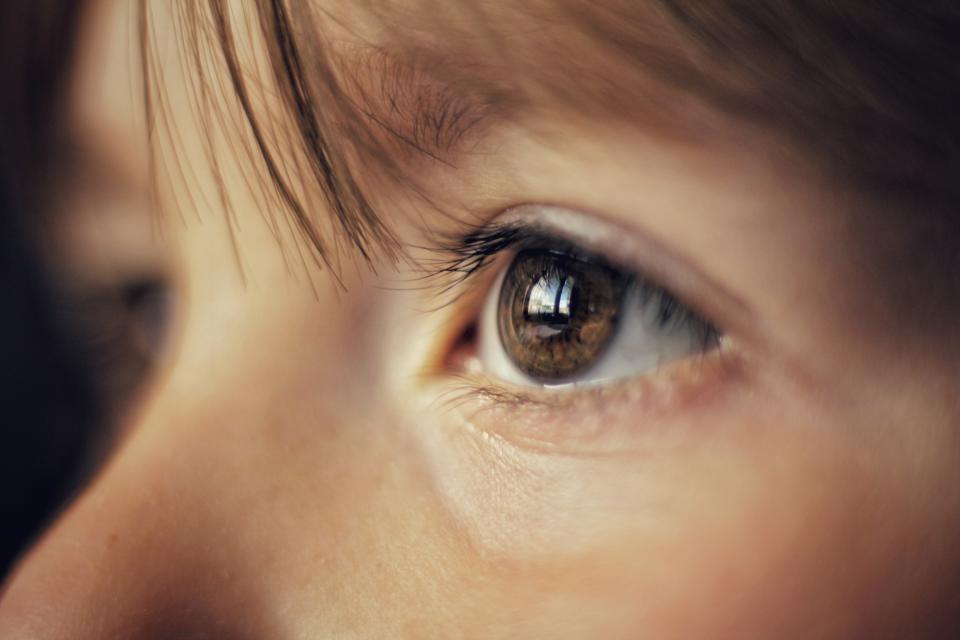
[338, 47, 513, 170]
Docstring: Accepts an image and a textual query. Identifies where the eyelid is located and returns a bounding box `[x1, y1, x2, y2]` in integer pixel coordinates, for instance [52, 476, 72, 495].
[438, 345, 746, 455]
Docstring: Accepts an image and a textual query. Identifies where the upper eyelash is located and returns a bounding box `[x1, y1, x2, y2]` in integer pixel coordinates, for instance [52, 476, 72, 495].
[428, 221, 528, 284]
[424, 220, 599, 291]
[408, 221, 528, 306]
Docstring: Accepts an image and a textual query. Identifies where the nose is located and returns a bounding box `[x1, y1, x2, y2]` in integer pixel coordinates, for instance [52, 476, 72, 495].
[0, 265, 371, 640]
[0, 297, 340, 640]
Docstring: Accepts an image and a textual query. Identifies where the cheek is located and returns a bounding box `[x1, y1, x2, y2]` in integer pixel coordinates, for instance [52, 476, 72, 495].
[414, 382, 960, 637]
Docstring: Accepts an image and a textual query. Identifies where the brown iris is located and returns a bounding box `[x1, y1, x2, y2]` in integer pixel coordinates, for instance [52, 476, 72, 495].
[498, 249, 627, 381]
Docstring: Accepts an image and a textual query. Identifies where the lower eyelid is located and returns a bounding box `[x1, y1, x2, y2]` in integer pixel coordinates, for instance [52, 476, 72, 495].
[438, 345, 745, 455]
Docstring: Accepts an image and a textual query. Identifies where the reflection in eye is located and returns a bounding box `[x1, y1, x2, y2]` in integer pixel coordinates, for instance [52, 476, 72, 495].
[478, 239, 721, 387]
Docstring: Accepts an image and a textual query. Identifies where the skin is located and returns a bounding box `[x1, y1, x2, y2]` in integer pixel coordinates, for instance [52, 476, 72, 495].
[2, 1, 959, 638]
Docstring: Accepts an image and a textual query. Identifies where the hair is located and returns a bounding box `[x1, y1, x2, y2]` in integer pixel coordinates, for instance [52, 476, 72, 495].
[145, 0, 960, 276]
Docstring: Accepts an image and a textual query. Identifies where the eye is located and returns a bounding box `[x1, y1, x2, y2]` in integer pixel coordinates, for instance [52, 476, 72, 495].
[477, 241, 721, 387]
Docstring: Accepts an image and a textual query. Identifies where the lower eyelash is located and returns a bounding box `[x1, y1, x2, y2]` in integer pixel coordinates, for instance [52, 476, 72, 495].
[429, 343, 743, 454]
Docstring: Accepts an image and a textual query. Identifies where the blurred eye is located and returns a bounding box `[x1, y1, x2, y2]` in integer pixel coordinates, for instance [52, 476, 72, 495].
[60, 277, 172, 424]
[478, 243, 721, 387]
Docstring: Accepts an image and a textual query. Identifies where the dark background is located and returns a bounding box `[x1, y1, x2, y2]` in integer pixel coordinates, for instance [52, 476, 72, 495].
[0, 0, 98, 579]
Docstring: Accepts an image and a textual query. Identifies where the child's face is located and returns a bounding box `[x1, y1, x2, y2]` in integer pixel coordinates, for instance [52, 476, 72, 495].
[2, 1, 959, 637]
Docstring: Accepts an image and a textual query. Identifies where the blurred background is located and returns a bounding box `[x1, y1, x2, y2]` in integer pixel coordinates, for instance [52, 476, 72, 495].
[0, 0, 169, 578]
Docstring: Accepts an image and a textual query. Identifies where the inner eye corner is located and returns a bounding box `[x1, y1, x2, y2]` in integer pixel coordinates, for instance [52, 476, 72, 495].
[444, 320, 479, 373]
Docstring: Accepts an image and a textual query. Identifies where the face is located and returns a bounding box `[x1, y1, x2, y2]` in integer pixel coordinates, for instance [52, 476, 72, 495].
[2, 1, 959, 638]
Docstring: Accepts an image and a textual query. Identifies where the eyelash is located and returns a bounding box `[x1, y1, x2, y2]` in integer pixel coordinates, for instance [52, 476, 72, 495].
[423, 221, 528, 294]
